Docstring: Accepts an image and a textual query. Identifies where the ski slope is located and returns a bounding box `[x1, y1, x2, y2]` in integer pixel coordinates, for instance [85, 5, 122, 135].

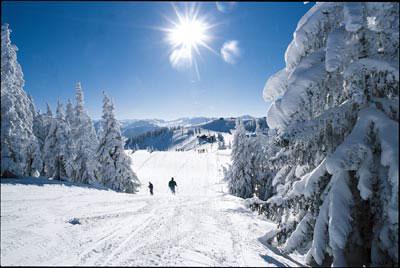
[129, 148, 228, 195]
[1, 148, 303, 266]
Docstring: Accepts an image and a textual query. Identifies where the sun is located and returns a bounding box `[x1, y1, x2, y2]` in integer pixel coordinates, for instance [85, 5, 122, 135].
[168, 17, 208, 52]
[161, 3, 216, 75]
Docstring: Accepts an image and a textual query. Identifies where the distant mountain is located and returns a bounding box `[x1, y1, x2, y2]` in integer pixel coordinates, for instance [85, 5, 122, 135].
[94, 116, 267, 150]
[201, 118, 236, 133]
[125, 126, 234, 152]
[94, 117, 213, 138]
[238, 115, 256, 121]
[119, 119, 164, 128]
[121, 120, 160, 138]
[119, 116, 268, 152]
[155, 117, 215, 128]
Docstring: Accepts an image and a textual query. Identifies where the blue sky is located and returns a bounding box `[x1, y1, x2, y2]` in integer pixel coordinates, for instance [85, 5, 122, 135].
[2, 2, 311, 120]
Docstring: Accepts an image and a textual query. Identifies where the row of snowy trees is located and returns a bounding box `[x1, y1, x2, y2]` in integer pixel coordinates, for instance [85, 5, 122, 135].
[225, 2, 398, 267]
[125, 127, 174, 151]
[1, 24, 140, 193]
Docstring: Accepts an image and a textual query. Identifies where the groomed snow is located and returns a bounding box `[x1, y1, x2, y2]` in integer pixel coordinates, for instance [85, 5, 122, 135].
[1, 147, 302, 266]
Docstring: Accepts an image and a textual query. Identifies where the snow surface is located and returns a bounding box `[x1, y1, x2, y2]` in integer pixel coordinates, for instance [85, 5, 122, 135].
[1, 147, 302, 266]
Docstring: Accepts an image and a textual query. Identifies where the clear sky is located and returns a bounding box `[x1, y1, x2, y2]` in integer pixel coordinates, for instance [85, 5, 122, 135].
[2, 1, 312, 120]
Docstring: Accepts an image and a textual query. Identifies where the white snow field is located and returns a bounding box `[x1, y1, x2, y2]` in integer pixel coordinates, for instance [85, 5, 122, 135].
[1, 148, 302, 266]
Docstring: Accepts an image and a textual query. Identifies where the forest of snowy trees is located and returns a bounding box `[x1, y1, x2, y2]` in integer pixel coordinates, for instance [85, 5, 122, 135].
[225, 2, 398, 267]
[1, 24, 140, 193]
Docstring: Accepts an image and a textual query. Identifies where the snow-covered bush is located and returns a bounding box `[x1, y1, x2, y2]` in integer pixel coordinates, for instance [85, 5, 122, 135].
[260, 2, 398, 266]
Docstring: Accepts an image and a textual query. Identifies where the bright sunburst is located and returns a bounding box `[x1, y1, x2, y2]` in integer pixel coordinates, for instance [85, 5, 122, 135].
[168, 16, 208, 51]
[161, 3, 216, 76]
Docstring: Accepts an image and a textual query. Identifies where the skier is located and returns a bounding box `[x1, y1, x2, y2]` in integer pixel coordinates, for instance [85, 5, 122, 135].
[168, 177, 177, 194]
[148, 182, 153, 195]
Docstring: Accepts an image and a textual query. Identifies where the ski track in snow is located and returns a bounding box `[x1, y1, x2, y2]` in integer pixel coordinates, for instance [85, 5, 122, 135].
[1, 148, 301, 266]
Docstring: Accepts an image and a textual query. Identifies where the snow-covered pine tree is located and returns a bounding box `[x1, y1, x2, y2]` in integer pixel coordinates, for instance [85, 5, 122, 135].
[226, 117, 275, 201]
[97, 92, 140, 193]
[65, 98, 74, 126]
[25, 95, 43, 177]
[252, 121, 274, 201]
[30, 101, 55, 176]
[1, 23, 42, 177]
[71, 82, 100, 185]
[43, 101, 76, 180]
[226, 119, 254, 198]
[42, 104, 59, 179]
[261, 2, 398, 266]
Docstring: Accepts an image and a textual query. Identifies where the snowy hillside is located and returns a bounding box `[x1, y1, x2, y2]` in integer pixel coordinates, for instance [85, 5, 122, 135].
[1, 149, 302, 266]
[126, 126, 234, 152]
[95, 117, 215, 137]
[95, 116, 265, 139]
[157, 117, 214, 128]
[121, 120, 160, 138]
[122, 116, 266, 152]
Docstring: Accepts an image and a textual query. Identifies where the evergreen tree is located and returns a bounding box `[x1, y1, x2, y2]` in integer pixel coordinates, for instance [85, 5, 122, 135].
[43, 101, 75, 180]
[97, 92, 141, 193]
[1, 24, 42, 177]
[31, 102, 54, 175]
[226, 118, 274, 201]
[217, 133, 225, 149]
[65, 98, 74, 126]
[258, 3, 398, 266]
[71, 82, 100, 184]
[25, 95, 43, 177]
[226, 119, 255, 198]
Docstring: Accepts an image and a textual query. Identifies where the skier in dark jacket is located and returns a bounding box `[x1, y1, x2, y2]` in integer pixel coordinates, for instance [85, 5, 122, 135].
[148, 182, 154, 195]
[168, 177, 177, 194]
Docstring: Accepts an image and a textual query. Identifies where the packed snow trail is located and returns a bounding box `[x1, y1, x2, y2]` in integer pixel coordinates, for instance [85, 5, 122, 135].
[1, 149, 302, 266]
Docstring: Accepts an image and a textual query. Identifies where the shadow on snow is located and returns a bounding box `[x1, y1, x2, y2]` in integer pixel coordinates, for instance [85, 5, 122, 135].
[0, 177, 110, 191]
[258, 236, 306, 267]
[260, 254, 288, 267]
